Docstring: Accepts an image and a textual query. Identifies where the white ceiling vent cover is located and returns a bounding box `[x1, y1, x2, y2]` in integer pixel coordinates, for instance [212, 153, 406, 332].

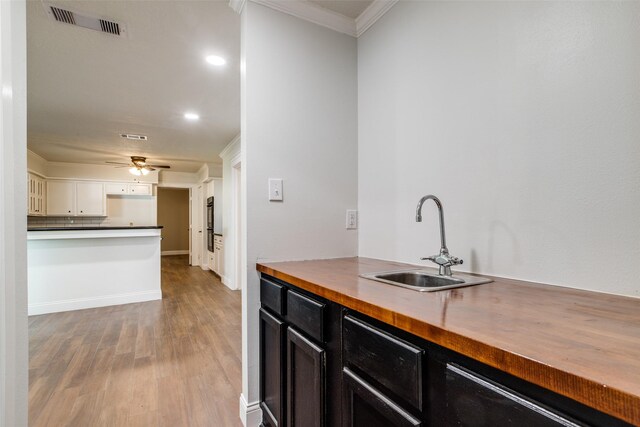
[45, 4, 127, 37]
[120, 134, 148, 141]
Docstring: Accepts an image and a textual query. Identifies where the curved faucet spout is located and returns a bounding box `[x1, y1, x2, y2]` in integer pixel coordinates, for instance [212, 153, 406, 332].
[416, 195, 447, 252]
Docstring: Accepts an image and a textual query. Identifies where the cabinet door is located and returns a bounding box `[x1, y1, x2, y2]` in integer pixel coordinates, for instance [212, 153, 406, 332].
[445, 364, 579, 427]
[128, 183, 151, 195]
[343, 368, 423, 427]
[260, 309, 286, 427]
[47, 181, 76, 215]
[214, 243, 222, 275]
[105, 183, 127, 195]
[286, 327, 325, 427]
[76, 182, 105, 216]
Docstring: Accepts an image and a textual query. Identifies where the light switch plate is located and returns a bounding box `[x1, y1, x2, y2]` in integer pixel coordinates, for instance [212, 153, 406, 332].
[346, 210, 357, 229]
[269, 178, 283, 201]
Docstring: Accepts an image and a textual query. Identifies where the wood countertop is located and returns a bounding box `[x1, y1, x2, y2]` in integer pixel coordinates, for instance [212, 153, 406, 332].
[256, 257, 640, 426]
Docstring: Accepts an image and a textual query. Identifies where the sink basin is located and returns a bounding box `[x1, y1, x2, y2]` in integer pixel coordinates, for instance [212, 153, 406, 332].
[360, 269, 492, 292]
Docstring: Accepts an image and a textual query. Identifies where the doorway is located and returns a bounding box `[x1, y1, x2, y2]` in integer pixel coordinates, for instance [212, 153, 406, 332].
[157, 188, 190, 257]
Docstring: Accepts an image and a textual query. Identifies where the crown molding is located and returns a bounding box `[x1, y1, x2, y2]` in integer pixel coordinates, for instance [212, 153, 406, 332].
[251, 0, 357, 37]
[356, 0, 398, 37]
[219, 133, 241, 160]
[229, 0, 247, 14]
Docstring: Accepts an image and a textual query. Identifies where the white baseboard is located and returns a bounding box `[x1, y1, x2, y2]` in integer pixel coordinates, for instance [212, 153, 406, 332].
[222, 274, 232, 288]
[239, 394, 262, 427]
[28, 290, 162, 316]
[161, 250, 189, 256]
[200, 264, 210, 271]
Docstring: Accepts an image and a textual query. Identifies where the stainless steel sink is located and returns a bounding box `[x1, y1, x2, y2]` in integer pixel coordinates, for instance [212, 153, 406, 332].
[360, 269, 492, 292]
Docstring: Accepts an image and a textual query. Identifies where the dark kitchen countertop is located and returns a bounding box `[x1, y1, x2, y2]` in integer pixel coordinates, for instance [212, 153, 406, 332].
[28, 226, 164, 231]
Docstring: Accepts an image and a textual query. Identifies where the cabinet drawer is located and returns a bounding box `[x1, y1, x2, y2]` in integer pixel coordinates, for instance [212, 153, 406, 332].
[261, 278, 286, 316]
[343, 368, 423, 427]
[445, 364, 580, 427]
[286, 290, 325, 343]
[343, 315, 424, 411]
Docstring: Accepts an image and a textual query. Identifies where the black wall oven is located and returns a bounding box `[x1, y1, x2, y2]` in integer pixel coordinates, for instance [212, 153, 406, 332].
[207, 197, 214, 252]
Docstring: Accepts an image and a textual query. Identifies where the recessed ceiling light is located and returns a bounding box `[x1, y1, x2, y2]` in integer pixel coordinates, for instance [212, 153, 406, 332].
[205, 55, 226, 66]
[184, 112, 200, 121]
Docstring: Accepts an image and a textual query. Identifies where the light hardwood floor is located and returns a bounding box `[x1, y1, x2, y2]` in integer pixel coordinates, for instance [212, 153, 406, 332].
[28, 255, 242, 427]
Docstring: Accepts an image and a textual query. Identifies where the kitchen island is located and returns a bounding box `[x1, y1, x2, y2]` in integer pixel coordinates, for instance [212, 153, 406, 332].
[27, 226, 163, 315]
[257, 257, 640, 427]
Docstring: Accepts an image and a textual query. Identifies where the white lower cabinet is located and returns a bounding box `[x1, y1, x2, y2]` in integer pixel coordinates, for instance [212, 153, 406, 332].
[212, 236, 223, 276]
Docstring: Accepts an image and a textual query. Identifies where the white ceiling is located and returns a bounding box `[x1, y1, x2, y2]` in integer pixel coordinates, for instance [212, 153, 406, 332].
[308, 0, 374, 19]
[27, 0, 240, 173]
[26, 0, 379, 173]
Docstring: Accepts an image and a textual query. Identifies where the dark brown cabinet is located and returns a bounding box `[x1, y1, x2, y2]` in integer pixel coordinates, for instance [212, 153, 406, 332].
[258, 273, 632, 427]
[260, 308, 286, 427]
[444, 364, 578, 427]
[260, 277, 331, 427]
[286, 327, 325, 427]
[342, 368, 423, 427]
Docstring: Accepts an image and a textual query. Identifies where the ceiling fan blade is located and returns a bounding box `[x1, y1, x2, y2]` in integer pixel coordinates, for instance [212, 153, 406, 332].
[106, 161, 130, 166]
[147, 167, 157, 171]
[114, 166, 131, 168]
[147, 164, 171, 169]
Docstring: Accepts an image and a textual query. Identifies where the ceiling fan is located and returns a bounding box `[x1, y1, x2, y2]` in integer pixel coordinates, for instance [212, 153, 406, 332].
[106, 156, 170, 176]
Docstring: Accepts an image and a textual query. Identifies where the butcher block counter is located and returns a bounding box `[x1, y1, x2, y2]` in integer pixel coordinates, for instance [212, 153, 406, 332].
[257, 257, 640, 426]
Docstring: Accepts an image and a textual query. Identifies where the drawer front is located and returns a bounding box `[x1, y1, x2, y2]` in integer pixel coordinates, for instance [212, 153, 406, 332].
[261, 278, 286, 316]
[343, 368, 423, 427]
[286, 290, 325, 343]
[445, 364, 580, 427]
[343, 315, 424, 411]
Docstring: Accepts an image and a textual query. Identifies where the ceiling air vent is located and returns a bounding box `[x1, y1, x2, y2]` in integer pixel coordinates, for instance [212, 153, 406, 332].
[120, 134, 148, 141]
[45, 4, 127, 37]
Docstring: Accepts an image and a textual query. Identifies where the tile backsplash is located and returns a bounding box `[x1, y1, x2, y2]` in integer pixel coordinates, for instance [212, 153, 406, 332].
[27, 216, 112, 228]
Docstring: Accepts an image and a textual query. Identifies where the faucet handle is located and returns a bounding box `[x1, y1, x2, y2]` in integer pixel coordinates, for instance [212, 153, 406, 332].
[421, 255, 437, 262]
[450, 256, 463, 266]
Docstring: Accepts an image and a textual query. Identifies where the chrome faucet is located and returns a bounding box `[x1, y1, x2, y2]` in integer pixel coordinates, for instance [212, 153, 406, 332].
[415, 195, 463, 277]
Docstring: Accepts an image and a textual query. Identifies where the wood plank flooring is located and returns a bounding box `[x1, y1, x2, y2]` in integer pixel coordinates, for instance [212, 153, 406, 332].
[28, 255, 242, 427]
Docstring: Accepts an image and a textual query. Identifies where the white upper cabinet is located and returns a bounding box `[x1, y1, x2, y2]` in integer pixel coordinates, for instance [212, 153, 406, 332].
[47, 181, 76, 216]
[104, 183, 128, 195]
[27, 173, 47, 216]
[105, 182, 152, 196]
[76, 182, 105, 216]
[47, 181, 106, 216]
[128, 183, 152, 195]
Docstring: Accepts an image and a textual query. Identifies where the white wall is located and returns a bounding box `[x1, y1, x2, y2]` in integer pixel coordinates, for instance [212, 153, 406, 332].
[0, 0, 28, 425]
[242, 1, 358, 423]
[358, 1, 640, 297]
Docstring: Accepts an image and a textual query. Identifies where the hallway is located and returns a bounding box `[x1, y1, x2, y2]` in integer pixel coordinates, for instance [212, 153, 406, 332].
[28, 255, 242, 426]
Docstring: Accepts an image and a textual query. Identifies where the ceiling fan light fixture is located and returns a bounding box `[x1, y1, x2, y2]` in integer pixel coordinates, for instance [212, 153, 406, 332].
[129, 167, 142, 176]
[141, 168, 150, 176]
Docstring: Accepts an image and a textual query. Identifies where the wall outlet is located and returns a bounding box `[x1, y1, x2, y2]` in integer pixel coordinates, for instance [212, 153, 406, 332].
[269, 178, 283, 201]
[346, 210, 358, 230]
